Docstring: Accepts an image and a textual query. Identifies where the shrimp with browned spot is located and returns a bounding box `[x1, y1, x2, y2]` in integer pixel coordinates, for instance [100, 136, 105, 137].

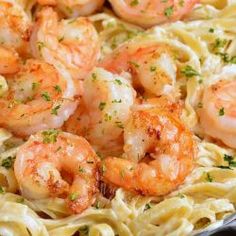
[101, 101, 196, 196]
[14, 130, 100, 214]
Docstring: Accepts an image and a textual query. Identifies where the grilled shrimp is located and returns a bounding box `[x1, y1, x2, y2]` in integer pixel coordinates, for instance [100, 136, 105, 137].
[0, 0, 31, 57]
[30, 7, 100, 80]
[0, 59, 77, 137]
[65, 67, 136, 156]
[14, 130, 100, 214]
[109, 0, 199, 28]
[37, 0, 105, 17]
[0, 46, 20, 75]
[101, 101, 195, 196]
[100, 39, 178, 98]
[199, 70, 236, 148]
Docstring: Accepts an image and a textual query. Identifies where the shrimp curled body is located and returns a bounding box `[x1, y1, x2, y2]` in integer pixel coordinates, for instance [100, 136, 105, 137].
[30, 7, 100, 80]
[0, 46, 20, 75]
[0, 0, 31, 57]
[102, 106, 195, 196]
[199, 77, 236, 148]
[14, 130, 100, 214]
[37, 0, 105, 17]
[0, 59, 77, 137]
[109, 0, 199, 28]
[100, 39, 177, 98]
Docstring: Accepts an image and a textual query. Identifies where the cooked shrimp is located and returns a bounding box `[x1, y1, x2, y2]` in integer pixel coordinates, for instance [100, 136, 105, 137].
[0, 46, 20, 75]
[0, 59, 77, 137]
[101, 104, 195, 196]
[30, 7, 100, 80]
[109, 0, 199, 28]
[0, 0, 31, 57]
[37, 0, 56, 5]
[199, 77, 236, 148]
[100, 39, 177, 98]
[14, 130, 100, 214]
[37, 0, 105, 17]
[65, 67, 136, 156]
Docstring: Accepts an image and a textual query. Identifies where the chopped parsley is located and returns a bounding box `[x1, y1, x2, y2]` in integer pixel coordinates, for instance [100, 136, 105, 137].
[1, 156, 15, 169]
[41, 92, 51, 101]
[177, 193, 185, 198]
[218, 107, 225, 116]
[164, 6, 174, 18]
[128, 61, 140, 68]
[104, 113, 112, 121]
[213, 38, 227, 49]
[130, 0, 139, 6]
[41, 129, 59, 144]
[112, 99, 122, 103]
[209, 28, 215, 33]
[150, 66, 157, 72]
[224, 154, 236, 167]
[0, 186, 4, 194]
[79, 166, 85, 173]
[78, 225, 89, 236]
[16, 197, 24, 203]
[37, 41, 45, 51]
[54, 85, 62, 93]
[205, 172, 213, 182]
[144, 203, 151, 211]
[91, 73, 97, 81]
[99, 102, 106, 111]
[216, 52, 236, 64]
[115, 79, 122, 85]
[216, 154, 236, 169]
[69, 192, 79, 201]
[51, 105, 61, 115]
[115, 121, 124, 129]
[181, 65, 200, 78]
[32, 82, 40, 90]
[94, 201, 100, 209]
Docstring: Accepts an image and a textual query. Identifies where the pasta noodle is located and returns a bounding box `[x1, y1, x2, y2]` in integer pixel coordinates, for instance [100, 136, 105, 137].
[0, 0, 236, 235]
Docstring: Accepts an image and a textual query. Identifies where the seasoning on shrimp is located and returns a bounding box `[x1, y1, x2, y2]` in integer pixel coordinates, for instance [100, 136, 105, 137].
[199, 78, 236, 148]
[109, 0, 199, 28]
[14, 131, 100, 214]
[64, 68, 136, 157]
[101, 100, 196, 196]
[0, 59, 77, 137]
[30, 7, 100, 80]
[100, 39, 177, 98]
[37, 0, 105, 17]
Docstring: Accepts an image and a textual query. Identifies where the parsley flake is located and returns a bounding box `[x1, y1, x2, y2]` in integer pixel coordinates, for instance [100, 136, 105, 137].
[69, 192, 79, 201]
[41, 92, 51, 101]
[99, 102, 106, 111]
[144, 203, 151, 211]
[181, 65, 200, 78]
[51, 105, 61, 115]
[164, 6, 174, 18]
[130, 0, 139, 6]
[218, 107, 225, 116]
[1, 156, 15, 169]
[0, 186, 4, 194]
[41, 129, 59, 144]
[205, 172, 213, 182]
[54, 85, 62, 93]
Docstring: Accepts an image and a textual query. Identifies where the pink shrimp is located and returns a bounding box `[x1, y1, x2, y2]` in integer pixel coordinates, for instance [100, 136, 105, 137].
[14, 130, 100, 214]
[101, 102, 196, 196]
[109, 0, 199, 28]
